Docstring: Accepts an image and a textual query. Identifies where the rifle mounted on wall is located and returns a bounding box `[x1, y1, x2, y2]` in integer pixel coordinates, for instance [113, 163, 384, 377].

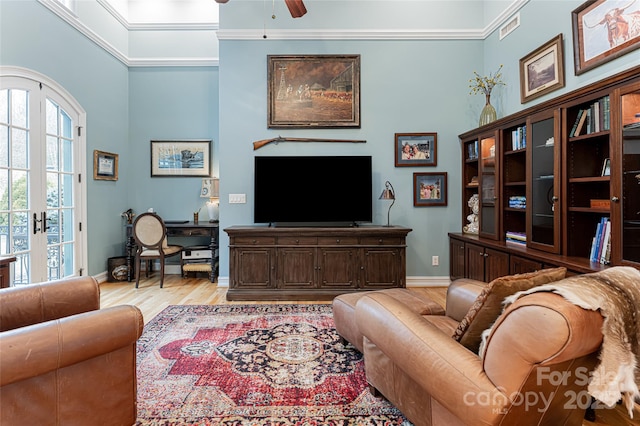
[253, 136, 366, 151]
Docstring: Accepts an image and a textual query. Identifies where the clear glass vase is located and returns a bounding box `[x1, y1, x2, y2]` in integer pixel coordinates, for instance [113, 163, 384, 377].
[479, 94, 497, 127]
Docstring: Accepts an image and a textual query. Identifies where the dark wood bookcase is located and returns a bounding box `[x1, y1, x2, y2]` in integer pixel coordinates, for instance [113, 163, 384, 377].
[451, 65, 640, 281]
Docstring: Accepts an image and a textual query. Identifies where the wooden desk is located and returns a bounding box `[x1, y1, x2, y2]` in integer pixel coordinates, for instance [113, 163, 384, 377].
[126, 221, 219, 282]
[0, 255, 16, 288]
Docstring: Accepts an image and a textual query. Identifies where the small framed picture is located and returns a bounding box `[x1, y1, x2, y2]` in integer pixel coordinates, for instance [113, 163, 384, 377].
[150, 140, 211, 177]
[93, 150, 118, 181]
[394, 133, 437, 167]
[520, 34, 565, 103]
[601, 158, 611, 176]
[413, 172, 447, 207]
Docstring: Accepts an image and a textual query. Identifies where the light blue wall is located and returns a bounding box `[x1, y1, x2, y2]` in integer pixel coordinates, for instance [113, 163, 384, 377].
[128, 67, 219, 217]
[2, 0, 639, 279]
[217, 38, 482, 278]
[0, 0, 130, 276]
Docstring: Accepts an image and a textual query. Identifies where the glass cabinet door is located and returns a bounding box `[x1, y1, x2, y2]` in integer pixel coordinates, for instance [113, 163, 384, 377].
[618, 84, 640, 265]
[527, 110, 561, 253]
[479, 132, 500, 240]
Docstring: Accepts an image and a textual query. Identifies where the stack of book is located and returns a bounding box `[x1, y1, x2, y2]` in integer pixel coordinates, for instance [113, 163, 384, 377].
[589, 217, 611, 264]
[508, 196, 526, 209]
[511, 126, 527, 150]
[467, 141, 479, 160]
[505, 231, 526, 246]
[569, 96, 610, 138]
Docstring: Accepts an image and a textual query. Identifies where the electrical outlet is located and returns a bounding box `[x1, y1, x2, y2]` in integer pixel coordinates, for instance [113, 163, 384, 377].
[431, 255, 439, 266]
[229, 194, 246, 204]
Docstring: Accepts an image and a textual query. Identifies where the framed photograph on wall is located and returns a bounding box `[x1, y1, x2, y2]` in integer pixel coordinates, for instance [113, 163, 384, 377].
[150, 140, 211, 177]
[267, 55, 361, 128]
[93, 150, 118, 181]
[520, 34, 565, 103]
[394, 133, 437, 167]
[572, 0, 640, 75]
[413, 172, 447, 207]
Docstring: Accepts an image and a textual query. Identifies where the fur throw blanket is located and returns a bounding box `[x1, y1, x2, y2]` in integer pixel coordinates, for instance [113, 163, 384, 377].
[502, 266, 640, 417]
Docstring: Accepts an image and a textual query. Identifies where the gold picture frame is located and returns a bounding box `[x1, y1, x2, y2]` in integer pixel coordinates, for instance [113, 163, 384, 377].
[267, 55, 361, 128]
[520, 34, 565, 103]
[93, 150, 118, 181]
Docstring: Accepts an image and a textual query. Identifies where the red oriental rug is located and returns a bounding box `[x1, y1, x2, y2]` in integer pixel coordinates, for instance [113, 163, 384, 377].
[135, 304, 409, 425]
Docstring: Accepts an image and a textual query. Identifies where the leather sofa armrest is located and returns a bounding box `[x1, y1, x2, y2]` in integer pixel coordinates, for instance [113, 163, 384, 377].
[445, 278, 486, 322]
[0, 305, 143, 387]
[356, 292, 504, 425]
[0, 276, 100, 332]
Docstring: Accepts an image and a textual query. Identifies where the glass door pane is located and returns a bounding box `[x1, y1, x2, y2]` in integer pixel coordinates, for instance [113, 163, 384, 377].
[621, 89, 640, 263]
[479, 133, 499, 240]
[527, 111, 560, 253]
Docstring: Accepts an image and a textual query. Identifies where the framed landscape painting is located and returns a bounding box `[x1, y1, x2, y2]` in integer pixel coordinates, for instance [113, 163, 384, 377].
[520, 34, 565, 103]
[267, 55, 361, 128]
[150, 140, 211, 177]
[572, 0, 640, 75]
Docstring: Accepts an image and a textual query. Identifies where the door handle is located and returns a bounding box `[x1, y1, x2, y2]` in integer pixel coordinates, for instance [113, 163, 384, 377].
[42, 211, 50, 232]
[33, 213, 41, 234]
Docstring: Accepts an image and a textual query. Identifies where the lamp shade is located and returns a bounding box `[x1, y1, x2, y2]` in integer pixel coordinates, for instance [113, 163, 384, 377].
[201, 178, 220, 199]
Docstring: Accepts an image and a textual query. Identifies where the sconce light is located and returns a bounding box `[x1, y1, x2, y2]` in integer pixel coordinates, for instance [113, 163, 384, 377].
[379, 181, 395, 227]
[201, 177, 220, 222]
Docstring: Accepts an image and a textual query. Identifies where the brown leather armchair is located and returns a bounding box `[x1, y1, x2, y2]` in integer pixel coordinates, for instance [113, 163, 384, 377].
[356, 291, 604, 426]
[0, 277, 144, 426]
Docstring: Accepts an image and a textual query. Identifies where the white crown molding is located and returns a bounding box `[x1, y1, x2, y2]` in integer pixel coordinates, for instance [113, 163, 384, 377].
[127, 57, 219, 67]
[37, 0, 529, 66]
[217, 28, 486, 40]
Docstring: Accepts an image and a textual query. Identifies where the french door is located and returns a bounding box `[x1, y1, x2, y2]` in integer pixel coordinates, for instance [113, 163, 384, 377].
[0, 68, 86, 284]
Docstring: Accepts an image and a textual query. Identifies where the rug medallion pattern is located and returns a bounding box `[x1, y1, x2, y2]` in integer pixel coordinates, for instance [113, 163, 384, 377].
[136, 304, 409, 425]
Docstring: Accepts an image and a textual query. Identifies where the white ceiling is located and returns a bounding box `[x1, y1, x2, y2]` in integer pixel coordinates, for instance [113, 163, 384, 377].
[103, 0, 219, 24]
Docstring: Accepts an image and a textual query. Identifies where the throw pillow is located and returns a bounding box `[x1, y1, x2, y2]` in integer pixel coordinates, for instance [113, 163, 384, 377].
[452, 267, 567, 353]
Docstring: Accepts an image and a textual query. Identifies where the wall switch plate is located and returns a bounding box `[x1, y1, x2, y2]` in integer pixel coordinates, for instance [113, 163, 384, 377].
[432, 255, 439, 266]
[229, 194, 246, 204]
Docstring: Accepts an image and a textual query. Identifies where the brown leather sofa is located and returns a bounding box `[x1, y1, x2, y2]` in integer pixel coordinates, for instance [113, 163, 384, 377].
[0, 277, 144, 426]
[353, 289, 604, 426]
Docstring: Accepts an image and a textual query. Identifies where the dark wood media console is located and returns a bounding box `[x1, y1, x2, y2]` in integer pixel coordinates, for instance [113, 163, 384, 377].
[225, 225, 412, 301]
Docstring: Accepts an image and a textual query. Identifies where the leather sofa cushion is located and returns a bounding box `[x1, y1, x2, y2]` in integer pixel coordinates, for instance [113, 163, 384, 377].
[452, 267, 567, 353]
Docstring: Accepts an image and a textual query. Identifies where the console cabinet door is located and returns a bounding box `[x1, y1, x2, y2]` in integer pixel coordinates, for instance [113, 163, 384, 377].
[317, 247, 357, 289]
[361, 248, 402, 288]
[465, 243, 486, 281]
[510, 255, 543, 275]
[484, 248, 509, 282]
[278, 247, 316, 289]
[233, 248, 275, 289]
[449, 238, 465, 280]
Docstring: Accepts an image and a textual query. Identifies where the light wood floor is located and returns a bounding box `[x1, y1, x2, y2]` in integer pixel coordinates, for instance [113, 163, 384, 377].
[99, 274, 639, 426]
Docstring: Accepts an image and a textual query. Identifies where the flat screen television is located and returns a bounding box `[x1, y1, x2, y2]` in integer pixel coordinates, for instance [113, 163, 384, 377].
[254, 155, 372, 226]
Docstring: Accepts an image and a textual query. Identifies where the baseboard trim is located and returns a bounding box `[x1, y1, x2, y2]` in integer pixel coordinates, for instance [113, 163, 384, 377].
[95, 272, 447, 289]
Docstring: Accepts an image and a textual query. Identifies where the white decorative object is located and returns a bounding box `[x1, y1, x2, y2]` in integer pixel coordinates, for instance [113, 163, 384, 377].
[463, 194, 479, 234]
[201, 177, 220, 222]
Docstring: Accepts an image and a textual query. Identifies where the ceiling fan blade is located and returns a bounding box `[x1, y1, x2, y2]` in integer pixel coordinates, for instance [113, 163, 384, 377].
[284, 0, 307, 18]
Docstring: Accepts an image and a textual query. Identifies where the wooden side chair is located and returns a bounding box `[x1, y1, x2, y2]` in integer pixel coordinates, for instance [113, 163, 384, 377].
[132, 212, 182, 288]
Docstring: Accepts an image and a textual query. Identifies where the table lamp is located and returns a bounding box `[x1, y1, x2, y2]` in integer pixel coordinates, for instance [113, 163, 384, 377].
[201, 178, 220, 222]
[379, 180, 395, 227]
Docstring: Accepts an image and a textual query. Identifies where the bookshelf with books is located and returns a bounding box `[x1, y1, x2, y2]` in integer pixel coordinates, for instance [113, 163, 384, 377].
[450, 64, 640, 282]
[563, 91, 611, 260]
[502, 122, 527, 247]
